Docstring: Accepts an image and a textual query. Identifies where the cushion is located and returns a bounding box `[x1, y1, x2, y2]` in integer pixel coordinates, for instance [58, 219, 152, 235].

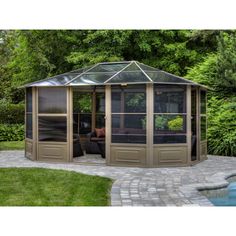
[91, 137, 105, 142]
[95, 128, 105, 138]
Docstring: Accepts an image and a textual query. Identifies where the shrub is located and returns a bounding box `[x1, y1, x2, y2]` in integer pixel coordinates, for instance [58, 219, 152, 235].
[0, 124, 25, 141]
[207, 97, 236, 156]
[0, 102, 25, 124]
[168, 116, 183, 131]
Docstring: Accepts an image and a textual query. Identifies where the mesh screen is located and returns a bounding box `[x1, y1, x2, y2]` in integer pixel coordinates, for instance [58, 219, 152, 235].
[38, 116, 67, 142]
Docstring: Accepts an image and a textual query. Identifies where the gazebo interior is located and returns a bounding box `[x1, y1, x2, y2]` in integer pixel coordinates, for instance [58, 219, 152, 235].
[24, 61, 207, 167]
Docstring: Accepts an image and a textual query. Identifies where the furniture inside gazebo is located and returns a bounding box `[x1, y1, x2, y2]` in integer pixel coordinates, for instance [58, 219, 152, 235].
[24, 61, 207, 167]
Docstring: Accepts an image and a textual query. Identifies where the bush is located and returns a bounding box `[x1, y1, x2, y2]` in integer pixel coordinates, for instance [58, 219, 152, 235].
[207, 97, 236, 156]
[0, 124, 25, 141]
[0, 101, 25, 124]
[168, 116, 183, 131]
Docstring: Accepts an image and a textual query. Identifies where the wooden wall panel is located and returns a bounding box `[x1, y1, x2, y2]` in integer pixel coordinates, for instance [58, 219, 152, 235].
[25, 139, 33, 159]
[200, 141, 207, 161]
[110, 145, 146, 167]
[38, 143, 68, 162]
[153, 145, 188, 167]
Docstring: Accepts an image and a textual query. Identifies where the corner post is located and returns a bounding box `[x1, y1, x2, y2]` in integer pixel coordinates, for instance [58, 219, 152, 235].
[105, 85, 111, 165]
[186, 85, 192, 165]
[68, 86, 73, 162]
[146, 83, 154, 167]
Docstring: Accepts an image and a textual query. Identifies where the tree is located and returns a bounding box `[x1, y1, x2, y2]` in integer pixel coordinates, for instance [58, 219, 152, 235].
[216, 31, 236, 95]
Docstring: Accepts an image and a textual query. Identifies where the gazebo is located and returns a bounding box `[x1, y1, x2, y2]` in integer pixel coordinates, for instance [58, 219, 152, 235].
[24, 61, 207, 167]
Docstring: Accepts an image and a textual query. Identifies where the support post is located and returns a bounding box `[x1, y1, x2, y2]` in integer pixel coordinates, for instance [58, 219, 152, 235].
[146, 83, 154, 167]
[105, 85, 111, 165]
[186, 85, 192, 165]
[68, 87, 73, 162]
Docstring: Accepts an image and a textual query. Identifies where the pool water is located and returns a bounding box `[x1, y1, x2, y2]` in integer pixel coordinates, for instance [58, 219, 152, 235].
[208, 182, 236, 206]
[201, 180, 236, 206]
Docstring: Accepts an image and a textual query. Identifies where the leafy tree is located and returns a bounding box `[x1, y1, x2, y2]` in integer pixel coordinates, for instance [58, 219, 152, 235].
[215, 31, 236, 95]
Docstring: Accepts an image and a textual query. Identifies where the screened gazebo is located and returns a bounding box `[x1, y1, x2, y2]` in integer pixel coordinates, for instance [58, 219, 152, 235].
[24, 61, 207, 167]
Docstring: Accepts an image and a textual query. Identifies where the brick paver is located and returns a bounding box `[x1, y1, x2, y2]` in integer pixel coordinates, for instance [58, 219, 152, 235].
[0, 151, 236, 206]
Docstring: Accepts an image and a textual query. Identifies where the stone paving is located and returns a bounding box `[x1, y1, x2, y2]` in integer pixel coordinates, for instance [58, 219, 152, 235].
[0, 150, 236, 206]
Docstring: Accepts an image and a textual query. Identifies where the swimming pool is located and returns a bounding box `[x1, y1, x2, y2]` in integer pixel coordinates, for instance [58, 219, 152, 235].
[200, 176, 236, 206]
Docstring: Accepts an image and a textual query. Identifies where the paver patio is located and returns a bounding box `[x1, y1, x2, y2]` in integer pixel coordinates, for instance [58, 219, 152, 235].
[0, 150, 236, 206]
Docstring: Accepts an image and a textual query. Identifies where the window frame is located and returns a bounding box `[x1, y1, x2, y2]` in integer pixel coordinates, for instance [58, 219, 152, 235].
[37, 87, 68, 142]
[200, 89, 207, 141]
[153, 85, 187, 144]
[111, 85, 147, 144]
[26, 87, 33, 139]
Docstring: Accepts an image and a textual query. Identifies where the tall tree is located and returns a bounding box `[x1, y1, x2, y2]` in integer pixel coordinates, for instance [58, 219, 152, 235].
[216, 31, 236, 95]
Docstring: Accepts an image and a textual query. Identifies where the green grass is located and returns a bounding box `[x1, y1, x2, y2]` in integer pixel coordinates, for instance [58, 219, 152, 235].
[0, 168, 113, 206]
[0, 141, 24, 151]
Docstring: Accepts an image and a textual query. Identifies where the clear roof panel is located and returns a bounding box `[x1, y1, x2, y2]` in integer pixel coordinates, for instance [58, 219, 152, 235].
[69, 72, 115, 85]
[137, 62, 159, 71]
[26, 73, 80, 87]
[146, 71, 192, 84]
[69, 66, 93, 74]
[88, 62, 130, 72]
[107, 71, 151, 84]
[123, 62, 140, 72]
[23, 61, 204, 88]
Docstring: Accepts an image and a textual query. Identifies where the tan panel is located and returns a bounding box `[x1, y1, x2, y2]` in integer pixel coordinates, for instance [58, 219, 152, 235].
[110, 145, 146, 167]
[200, 141, 207, 160]
[153, 145, 188, 167]
[38, 143, 68, 162]
[25, 139, 33, 159]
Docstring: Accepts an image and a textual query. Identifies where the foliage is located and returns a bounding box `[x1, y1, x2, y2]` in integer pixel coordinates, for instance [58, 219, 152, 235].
[186, 53, 217, 88]
[0, 141, 24, 150]
[66, 30, 205, 76]
[0, 101, 25, 124]
[125, 93, 146, 112]
[0, 168, 112, 206]
[155, 116, 167, 130]
[207, 97, 236, 156]
[168, 116, 184, 131]
[141, 117, 146, 129]
[186, 31, 236, 156]
[155, 115, 184, 131]
[0, 124, 24, 141]
[73, 93, 92, 113]
[215, 31, 236, 94]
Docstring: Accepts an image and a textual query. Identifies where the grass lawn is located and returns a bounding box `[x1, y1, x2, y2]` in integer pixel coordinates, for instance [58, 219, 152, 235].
[0, 168, 113, 206]
[0, 141, 24, 151]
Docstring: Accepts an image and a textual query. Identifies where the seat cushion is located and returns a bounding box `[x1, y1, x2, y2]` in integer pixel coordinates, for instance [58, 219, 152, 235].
[95, 128, 105, 138]
[91, 137, 105, 142]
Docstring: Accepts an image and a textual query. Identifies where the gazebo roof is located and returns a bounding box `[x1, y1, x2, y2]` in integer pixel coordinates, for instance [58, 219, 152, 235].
[24, 61, 205, 88]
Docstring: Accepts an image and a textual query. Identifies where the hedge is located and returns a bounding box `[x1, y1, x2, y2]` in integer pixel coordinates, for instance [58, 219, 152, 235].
[0, 124, 25, 141]
[207, 97, 236, 157]
[0, 103, 25, 124]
